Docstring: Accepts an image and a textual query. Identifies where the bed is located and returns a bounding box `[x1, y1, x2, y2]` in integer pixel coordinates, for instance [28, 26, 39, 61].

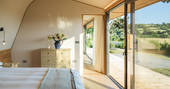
[0, 68, 84, 89]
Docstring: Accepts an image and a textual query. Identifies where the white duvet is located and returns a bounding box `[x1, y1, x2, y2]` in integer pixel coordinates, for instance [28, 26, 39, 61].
[0, 68, 48, 89]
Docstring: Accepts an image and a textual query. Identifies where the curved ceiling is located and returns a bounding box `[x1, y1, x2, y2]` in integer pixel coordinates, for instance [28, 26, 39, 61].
[75, 0, 113, 9]
[74, 0, 120, 9]
[0, 0, 33, 50]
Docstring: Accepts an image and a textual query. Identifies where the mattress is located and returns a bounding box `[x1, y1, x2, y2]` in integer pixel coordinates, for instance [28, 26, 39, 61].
[0, 68, 84, 89]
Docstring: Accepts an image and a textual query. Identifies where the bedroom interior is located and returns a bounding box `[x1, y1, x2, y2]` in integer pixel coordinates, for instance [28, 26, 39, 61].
[0, 0, 170, 89]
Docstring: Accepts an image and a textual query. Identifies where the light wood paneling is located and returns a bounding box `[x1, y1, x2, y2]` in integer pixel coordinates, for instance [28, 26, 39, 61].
[83, 16, 94, 26]
[0, 49, 11, 63]
[74, 0, 160, 13]
[109, 0, 160, 20]
[105, 0, 124, 12]
[73, 0, 113, 9]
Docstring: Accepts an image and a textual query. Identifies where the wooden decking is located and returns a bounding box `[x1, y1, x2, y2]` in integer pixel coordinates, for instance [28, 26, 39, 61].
[82, 69, 119, 89]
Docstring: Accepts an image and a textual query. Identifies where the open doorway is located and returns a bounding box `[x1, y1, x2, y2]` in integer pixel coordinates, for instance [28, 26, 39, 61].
[83, 16, 95, 65]
[82, 15, 105, 73]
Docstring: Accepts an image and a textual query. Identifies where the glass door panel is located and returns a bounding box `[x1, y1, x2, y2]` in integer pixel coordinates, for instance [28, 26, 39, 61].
[134, 1, 170, 89]
[107, 3, 125, 87]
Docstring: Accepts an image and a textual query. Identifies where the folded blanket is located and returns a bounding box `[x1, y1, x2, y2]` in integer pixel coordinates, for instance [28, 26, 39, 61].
[39, 68, 84, 89]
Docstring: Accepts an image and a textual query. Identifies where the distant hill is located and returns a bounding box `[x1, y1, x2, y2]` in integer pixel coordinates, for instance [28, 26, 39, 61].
[135, 23, 170, 38]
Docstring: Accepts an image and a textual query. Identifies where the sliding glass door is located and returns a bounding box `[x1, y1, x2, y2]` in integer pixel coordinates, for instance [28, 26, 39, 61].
[107, 0, 170, 89]
[106, 1, 135, 89]
[106, 2, 127, 88]
[134, 1, 170, 89]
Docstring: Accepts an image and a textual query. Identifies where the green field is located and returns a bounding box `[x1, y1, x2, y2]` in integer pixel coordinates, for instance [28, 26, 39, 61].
[152, 68, 170, 77]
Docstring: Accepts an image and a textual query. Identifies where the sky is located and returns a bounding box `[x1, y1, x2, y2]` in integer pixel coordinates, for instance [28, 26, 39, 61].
[135, 2, 170, 24]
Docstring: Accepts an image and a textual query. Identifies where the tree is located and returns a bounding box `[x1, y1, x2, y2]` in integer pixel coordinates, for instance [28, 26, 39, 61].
[109, 17, 125, 49]
[109, 18, 124, 41]
[162, 0, 170, 3]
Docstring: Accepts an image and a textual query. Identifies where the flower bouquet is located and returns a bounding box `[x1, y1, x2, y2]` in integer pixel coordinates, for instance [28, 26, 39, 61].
[48, 33, 67, 49]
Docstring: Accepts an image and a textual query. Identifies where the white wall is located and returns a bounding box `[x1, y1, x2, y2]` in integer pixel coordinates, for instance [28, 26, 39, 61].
[12, 0, 104, 72]
[0, 0, 33, 50]
[94, 16, 105, 73]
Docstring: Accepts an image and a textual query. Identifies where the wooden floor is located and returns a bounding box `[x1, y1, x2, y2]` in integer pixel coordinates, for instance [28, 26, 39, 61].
[82, 69, 119, 89]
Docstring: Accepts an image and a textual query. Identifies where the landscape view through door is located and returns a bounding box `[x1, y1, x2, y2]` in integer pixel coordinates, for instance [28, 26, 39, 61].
[107, 0, 170, 89]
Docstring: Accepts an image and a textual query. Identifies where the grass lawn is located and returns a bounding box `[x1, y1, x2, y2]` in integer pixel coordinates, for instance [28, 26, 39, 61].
[151, 68, 170, 77]
[109, 49, 124, 54]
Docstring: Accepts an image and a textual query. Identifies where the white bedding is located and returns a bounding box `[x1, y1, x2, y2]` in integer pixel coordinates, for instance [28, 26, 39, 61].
[39, 68, 84, 89]
[0, 68, 84, 89]
[0, 68, 48, 89]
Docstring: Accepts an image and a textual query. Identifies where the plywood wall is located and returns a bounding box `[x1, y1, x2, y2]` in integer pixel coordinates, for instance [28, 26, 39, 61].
[0, 49, 11, 63]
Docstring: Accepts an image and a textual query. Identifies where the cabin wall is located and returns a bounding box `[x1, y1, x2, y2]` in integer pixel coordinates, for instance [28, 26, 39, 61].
[0, 0, 33, 50]
[12, 0, 104, 72]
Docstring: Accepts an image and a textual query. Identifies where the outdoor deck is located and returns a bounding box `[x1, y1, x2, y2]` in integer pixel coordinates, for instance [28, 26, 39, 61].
[109, 53, 170, 89]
